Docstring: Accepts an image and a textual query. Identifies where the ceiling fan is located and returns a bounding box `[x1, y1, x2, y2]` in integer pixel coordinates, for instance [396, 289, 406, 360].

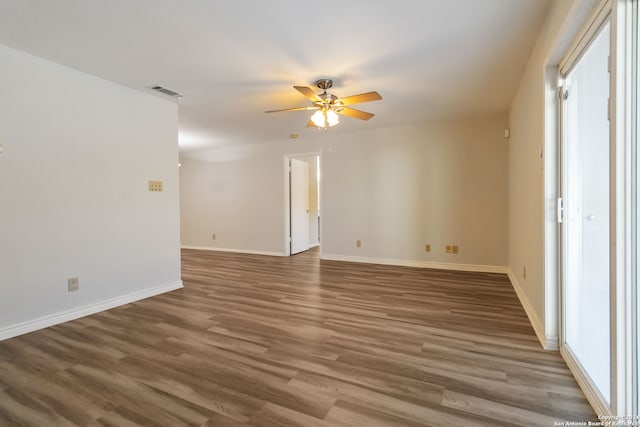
[265, 79, 382, 130]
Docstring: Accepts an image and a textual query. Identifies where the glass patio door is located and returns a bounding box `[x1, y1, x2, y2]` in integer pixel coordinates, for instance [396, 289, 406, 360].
[561, 20, 611, 404]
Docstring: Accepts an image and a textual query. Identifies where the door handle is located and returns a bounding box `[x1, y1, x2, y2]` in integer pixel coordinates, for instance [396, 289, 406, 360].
[557, 197, 563, 223]
[586, 215, 595, 221]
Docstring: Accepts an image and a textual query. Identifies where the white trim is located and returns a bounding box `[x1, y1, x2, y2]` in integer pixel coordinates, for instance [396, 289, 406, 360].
[561, 345, 613, 416]
[320, 253, 508, 274]
[308, 243, 320, 249]
[507, 269, 559, 350]
[544, 64, 561, 352]
[283, 156, 291, 256]
[0, 280, 183, 341]
[625, 0, 639, 415]
[559, 0, 613, 73]
[612, 0, 637, 416]
[181, 246, 285, 257]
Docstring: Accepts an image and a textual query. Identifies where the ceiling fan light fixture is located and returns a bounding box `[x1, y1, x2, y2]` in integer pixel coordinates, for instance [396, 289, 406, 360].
[311, 108, 340, 129]
[326, 109, 340, 127]
[310, 110, 325, 127]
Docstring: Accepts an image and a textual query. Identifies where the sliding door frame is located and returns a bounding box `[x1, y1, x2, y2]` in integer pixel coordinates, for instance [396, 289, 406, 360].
[558, 1, 613, 414]
[614, 0, 638, 416]
[556, 0, 637, 416]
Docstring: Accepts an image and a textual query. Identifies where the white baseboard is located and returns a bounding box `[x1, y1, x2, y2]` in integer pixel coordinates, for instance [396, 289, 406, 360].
[560, 346, 612, 416]
[320, 254, 509, 274]
[181, 246, 285, 257]
[506, 269, 558, 350]
[0, 280, 183, 342]
[308, 243, 320, 249]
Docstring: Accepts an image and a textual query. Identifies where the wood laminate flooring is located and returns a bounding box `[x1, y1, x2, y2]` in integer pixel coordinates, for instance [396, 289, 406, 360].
[0, 248, 596, 426]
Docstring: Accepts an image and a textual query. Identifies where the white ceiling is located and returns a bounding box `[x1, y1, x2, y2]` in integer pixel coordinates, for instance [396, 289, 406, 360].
[0, 0, 551, 153]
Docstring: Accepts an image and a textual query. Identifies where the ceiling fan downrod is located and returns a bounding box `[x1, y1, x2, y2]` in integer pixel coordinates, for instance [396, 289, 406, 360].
[315, 79, 333, 92]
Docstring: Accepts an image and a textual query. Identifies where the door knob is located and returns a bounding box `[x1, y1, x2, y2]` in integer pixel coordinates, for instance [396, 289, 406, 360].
[586, 215, 595, 221]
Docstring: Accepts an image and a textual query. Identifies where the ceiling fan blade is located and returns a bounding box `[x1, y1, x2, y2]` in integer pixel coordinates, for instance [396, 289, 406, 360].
[337, 107, 375, 121]
[294, 86, 322, 102]
[306, 120, 316, 128]
[337, 91, 382, 106]
[265, 106, 318, 113]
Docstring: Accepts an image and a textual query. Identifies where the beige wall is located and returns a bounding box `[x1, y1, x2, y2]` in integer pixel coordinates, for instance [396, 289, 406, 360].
[180, 114, 509, 269]
[508, 0, 598, 346]
[321, 116, 509, 267]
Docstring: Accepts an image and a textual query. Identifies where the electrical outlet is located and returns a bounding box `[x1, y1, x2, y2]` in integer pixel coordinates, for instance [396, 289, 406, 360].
[356, 240, 362, 248]
[212, 233, 216, 240]
[148, 180, 163, 192]
[68, 277, 79, 292]
[452, 245, 459, 254]
[425, 244, 431, 252]
[445, 245, 452, 253]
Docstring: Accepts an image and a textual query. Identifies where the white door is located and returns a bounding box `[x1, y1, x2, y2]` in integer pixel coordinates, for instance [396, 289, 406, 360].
[561, 20, 611, 404]
[290, 158, 309, 255]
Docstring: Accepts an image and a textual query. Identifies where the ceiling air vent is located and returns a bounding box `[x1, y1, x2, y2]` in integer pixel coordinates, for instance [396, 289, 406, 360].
[150, 85, 183, 98]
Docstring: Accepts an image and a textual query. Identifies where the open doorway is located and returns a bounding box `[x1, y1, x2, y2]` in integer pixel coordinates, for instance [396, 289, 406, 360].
[284, 153, 321, 256]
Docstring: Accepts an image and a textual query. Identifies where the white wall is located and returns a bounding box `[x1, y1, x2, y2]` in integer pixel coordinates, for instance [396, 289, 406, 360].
[180, 114, 508, 269]
[508, 0, 598, 347]
[0, 45, 182, 339]
[180, 144, 286, 255]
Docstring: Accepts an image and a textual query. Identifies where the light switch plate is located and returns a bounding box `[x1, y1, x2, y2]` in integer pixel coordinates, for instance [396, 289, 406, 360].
[68, 277, 79, 292]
